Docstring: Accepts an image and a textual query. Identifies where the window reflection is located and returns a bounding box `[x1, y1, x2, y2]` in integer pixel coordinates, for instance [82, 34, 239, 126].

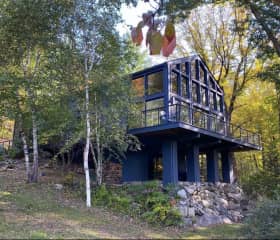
[199, 66, 205, 82]
[146, 98, 164, 110]
[201, 87, 207, 105]
[217, 95, 223, 112]
[181, 63, 186, 75]
[146, 98, 164, 126]
[147, 71, 163, 95]
[171, 71, 179, 94]
[181, 76, 188, 98]
[192, 82, 199, 102]
[132, 77, 144, 97]
[210, 91, 216, 110]
[191, 61, 197, 80]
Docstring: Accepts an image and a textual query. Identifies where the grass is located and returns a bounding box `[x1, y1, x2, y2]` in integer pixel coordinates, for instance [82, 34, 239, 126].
[0, 162, 245, 239]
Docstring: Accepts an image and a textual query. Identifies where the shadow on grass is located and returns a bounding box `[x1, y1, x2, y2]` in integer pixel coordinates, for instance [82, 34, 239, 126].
[183, 224, 244, 239]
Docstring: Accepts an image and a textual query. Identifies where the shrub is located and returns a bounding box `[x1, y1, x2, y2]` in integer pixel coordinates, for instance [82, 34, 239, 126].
[91, 182, 182, 226]
[241, 170, 280, 199]
[242, 199, 280, 239]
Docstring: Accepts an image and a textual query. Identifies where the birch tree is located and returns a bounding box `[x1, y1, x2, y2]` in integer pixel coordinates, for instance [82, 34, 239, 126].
[0, 0, 72, 182]
[67, 0, 119, 207]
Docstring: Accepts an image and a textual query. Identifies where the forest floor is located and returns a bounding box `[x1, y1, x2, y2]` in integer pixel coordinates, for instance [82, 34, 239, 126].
[0, 158, 244, 239]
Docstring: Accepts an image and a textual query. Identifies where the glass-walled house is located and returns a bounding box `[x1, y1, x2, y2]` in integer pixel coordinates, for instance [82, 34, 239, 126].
[123, 55, 261, 185]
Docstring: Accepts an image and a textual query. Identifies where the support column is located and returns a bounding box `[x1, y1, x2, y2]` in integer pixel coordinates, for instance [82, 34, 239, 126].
[186, 145, 200, 182]
[122, 151, 149, 182]
[221, 150, 234, 183]
[162, 139, 178, 186]
[206, 150, 219, 183]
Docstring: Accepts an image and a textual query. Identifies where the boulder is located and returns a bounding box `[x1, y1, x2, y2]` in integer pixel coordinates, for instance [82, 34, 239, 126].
[178, 206, 188, 217]
[228, 201, 240, 210]
[184, 217, 193, 226]
[202, 199, 211, 208]
[188, 207, 195, 217]
[54, 184, 63, 190]
[221, 216, 232, 224]
[184, 185, 196, 195]
[177, 189, 187, 199]
[216, 197, 228, 208]
[196, 214, 222, 227]
[228, 193, 242, 202]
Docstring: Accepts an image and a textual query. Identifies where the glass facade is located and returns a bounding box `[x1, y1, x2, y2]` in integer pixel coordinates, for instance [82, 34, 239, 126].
[132, 77, 144, 97]
[131, 58, 225, 130]
[147, 71, 163, 95]
[171, 71, 179, 94]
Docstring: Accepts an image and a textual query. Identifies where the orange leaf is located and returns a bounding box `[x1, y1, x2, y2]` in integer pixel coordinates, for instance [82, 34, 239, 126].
[131, 26, 143, 46]
[149, 30, 163, 55]
[164, 21, 175, 42]
[162, 36, 176, 57]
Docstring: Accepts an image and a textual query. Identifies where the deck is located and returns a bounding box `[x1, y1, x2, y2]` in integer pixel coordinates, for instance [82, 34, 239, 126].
[128, 104, 261, 151]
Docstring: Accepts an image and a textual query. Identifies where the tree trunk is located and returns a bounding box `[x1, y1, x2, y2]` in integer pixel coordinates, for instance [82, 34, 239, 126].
[30, 111, 39, 182]
[249, 2, 280, 57]
[21, 131, 31, 182]
[16, 89, 31, 182]
[83, 73, 91, 207]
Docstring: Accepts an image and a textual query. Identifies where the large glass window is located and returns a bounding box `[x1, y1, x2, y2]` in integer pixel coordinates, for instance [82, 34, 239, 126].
[132, 77, 144, 97]
[181, 76, 188, 98]
[217, 95, 223, 112]
[199, 65, 205, 82]
[201, 87, 207, 106]
[210, 77, 216, 89]
[146, 98, 164, 126]
[146, 98, 164, 110]
[210, 91, 216, 110]
[192, 82, 199, 102]
[191, 61, 197, 80]
[171, 71, 179, 94]
[147, 71, 163, 95]
[181, 63, 186, 75]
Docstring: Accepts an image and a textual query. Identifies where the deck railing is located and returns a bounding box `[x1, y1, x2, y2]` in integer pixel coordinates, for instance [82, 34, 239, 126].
[129, 104, 261, 147]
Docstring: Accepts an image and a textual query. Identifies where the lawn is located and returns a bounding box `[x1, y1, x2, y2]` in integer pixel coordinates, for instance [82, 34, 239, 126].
[0, 161, 244, 239]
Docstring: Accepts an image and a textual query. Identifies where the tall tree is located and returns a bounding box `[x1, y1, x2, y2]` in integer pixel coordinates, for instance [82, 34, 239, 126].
[0, 0, 72, 182]
[66, 0, 140, 207]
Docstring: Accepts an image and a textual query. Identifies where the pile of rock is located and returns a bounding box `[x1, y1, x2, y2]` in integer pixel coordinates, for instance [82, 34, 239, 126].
[103, 162, 122, 184]
[176, 182, 249, 227]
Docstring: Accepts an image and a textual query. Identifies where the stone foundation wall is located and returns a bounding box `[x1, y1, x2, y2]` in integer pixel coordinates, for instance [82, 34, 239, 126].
[176, 182, 249, 227]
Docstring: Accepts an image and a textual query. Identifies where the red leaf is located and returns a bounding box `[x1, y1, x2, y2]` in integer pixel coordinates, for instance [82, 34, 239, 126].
[162, 35, 176, 57]
[131, 26, 143, 46]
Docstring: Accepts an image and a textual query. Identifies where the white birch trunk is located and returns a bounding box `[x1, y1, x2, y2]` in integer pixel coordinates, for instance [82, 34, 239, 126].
[21, 131, 30, 181]
[83, 72, 91, 207]
[31, 111, 39, 182]
[16, 89, 31, 182]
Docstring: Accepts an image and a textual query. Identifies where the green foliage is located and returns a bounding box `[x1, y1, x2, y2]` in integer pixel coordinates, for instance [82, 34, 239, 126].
[63, 172, 75, 187]
[241, 170, 280, 199]
[7, 147, 20, 159]
[242, 199, 280, 239]
[92, 185, 131, 214]
[91, 182, 182, 226]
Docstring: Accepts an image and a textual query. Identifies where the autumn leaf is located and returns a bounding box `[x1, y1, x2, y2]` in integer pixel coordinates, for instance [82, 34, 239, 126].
[164, 21, 176, 42]
[149, 30, 163, 55]
[162, 35, 176, 57]
[131, 25, 143, 46]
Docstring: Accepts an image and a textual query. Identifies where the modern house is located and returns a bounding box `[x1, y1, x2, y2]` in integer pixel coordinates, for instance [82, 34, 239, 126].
[122, 55, 261, 185]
